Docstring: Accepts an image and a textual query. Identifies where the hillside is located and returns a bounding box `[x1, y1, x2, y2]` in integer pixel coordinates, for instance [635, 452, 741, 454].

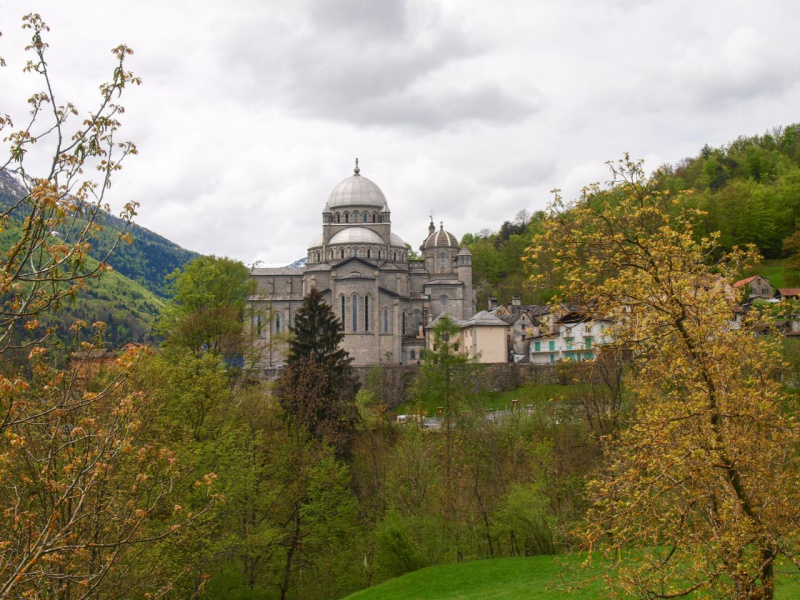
[0, 170, 199, 298]
[466, 123, 800, 305]
[343, 556, 800, 600]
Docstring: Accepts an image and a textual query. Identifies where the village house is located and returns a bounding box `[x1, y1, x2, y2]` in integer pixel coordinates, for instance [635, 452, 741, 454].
[425, 311, 510, 363]
[527, 306, 614, 364]
[733, 275, 774, 301]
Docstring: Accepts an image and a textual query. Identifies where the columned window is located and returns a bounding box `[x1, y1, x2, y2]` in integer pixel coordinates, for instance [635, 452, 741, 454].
[352, 294, 358, 332]
[364, 296, 370, 331]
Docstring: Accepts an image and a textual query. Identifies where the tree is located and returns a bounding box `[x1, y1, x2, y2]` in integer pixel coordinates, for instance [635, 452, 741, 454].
[278, 287, 360, 454]
[159, 255, 254, 356]
[0, 15, 211, 598]
[530, 156, 800, 599]
[0, 14, 139, 354]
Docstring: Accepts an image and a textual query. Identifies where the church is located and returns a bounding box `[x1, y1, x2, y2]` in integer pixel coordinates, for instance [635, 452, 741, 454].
[250, 161, 475, 367]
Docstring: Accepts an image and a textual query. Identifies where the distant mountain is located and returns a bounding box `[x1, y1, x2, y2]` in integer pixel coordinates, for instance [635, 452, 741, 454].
[0, 169, 200, 348]
[0, 170, 199, 298]
[287, 257, 307, 268]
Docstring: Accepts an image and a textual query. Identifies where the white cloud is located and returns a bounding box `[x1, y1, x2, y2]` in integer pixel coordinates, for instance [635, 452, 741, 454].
[1, 0, 799, 268]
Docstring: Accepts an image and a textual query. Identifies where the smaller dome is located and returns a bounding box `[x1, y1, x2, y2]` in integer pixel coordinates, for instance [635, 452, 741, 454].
[423, 223, 459, 249]
[390, 233, 406, 247]
[329, 227, 384, 245]
[309, 234, 323, 248]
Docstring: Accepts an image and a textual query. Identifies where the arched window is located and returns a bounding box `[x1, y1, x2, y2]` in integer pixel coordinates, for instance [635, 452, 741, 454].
[256, 314, 262, 336]
[364, 295, 370, 331]
[413, 310, 421, 335]
[345, 211, 349, 223]
[330, 250, 334, 260]
[275, 312, 281, 334]
[354, 248, 358, 258]
[341, 295, 346, 330]
[410, 350, 416, 360]
[378, 250, 381, 259]
[402, 311, 406, 335]
[383, 308, 389, 332]
[393, 252, 397, 261]
[363, 212, 368, 223]
[439, 251, 447, 270]
[336, 212, 340, 223]
[316, 252, 320, 262]
[372, 212, 377, 223]
[340, 249, 344, 259]
[352, 294, 358, 332]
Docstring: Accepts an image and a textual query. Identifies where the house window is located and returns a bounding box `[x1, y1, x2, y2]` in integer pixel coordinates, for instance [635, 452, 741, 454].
[352, 294, 358, 332]
[534, 341, 541, 352]
[341, 295, 346, 330]
[384, 308, 389, 332]
[566, 338, 574, 350]
[548, 340, 555, 351]
[585, 337, 593, 349]
[550, 354, 555, 363]
[411, 350, 416, 360]
[365, 296, 370, 331]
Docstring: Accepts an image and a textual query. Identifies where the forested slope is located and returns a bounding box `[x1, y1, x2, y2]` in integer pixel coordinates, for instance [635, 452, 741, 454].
[465, 123, 800, 304]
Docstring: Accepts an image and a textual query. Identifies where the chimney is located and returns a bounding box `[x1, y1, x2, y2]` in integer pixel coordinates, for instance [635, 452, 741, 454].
[512, 296, 521, 306]
[488, 296, 498, 311]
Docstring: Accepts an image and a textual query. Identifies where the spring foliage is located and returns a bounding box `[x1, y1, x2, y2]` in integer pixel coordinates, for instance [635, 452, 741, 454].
[530, 156, 800, 599]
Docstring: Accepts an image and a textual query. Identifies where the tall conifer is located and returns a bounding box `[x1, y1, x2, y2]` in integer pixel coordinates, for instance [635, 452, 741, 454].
[278, 287, 360, 455]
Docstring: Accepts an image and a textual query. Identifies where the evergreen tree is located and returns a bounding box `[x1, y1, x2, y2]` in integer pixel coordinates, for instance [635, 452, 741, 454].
[278, 287, 360, 455]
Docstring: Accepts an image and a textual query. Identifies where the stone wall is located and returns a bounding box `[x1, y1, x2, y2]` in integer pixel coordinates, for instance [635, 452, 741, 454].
[263, 361, 605, 408]
[353, 363, 593, 408]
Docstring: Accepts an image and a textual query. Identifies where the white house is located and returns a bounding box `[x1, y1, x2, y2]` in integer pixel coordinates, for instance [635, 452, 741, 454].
[528, 307, 614, 364]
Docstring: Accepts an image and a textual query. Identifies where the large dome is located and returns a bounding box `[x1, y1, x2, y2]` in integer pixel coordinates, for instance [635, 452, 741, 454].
[329, 227, 384, 245]
[328, 164, 388, 209]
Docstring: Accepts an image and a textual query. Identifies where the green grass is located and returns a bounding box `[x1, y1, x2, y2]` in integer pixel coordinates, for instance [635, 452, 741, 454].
[342, 555, 800, 600]
[760, 258, 800, 289]
[394, 383, 593, 418]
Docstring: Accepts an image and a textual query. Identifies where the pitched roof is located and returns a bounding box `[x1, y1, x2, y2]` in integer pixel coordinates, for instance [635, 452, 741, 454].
[732, 275, 762, 288]
[778, 288, 800, 297]
[461, 310, 510, 328]
[251, 267, 305, 276]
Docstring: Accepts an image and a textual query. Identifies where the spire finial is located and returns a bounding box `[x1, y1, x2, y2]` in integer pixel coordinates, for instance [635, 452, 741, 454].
[354, 158, 360, 175]
[440, 220, 444, 230]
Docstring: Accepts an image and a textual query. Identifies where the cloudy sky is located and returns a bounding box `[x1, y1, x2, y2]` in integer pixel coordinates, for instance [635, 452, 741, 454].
[2, 0, 799, 266]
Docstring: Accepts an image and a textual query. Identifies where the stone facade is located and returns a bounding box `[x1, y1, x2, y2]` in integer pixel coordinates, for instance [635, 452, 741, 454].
[249, 163, 476, 367]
